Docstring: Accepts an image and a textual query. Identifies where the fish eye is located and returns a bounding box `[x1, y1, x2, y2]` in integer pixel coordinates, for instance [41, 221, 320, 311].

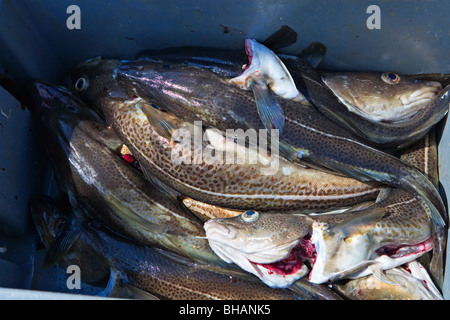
[241, 210, 260, 222]
[74, 77, 89, 91]
[381, 72, 401, 84]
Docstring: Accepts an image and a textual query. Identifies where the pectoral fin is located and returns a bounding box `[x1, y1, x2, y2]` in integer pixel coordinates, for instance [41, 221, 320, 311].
[44, 213, 83, 267]
[139, 102, 181, 141]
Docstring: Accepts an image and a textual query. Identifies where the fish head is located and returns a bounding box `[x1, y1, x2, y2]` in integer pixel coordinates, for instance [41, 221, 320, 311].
[30, 81, 107, 151]
[334, 264, 443, 300]
[322, 72, 442, 122]
[204, 211, 314, 287]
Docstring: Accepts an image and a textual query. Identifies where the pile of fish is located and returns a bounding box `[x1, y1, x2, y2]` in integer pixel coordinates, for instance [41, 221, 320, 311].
[25, 26, 450, 300]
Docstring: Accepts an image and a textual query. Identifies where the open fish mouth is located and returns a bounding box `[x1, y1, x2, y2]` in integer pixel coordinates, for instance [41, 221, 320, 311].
[204, 220, 315, 288]
[308, 224, 434, 284]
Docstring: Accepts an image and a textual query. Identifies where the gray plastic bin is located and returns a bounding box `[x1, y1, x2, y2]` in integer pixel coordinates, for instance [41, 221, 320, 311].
[0, 0, 449, 299]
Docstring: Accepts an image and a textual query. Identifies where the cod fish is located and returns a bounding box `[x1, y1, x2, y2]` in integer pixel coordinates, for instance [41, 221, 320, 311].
[108, 57, 447, 232]
[205, 132, 438, 288]
[29, 81, 224, 267]
[71, 59, 383, 213]
[281, 54, 450, 149]
[30, 194, 316, 300]
[332, 261, 443, 300]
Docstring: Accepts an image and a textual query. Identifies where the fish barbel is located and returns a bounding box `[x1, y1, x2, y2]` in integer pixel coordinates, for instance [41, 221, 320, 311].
[71, 58, 382, 213]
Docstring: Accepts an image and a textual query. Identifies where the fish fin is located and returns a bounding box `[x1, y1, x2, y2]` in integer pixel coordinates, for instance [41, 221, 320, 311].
[429, 224, 447, 291]
[44, 213, 83, 267]
[138, 102, 180, 140]
[298, 42, 327, 68]
[327, 207, 386, 239]
[250, 79, 285, 133]
[99, 267, 160, 300]
[104, 189, 167, 234]
[262, 25, 298, 51]
[368, 264, 403, 286]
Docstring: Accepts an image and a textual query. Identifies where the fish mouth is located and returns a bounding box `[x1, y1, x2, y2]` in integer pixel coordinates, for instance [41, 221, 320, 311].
[400, 82, 442, 112]
[308, 224, 434, 284]
[204, 220, 315, 287]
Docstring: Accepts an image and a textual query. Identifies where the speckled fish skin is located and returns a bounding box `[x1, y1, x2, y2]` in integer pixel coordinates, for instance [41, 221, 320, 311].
[110, 59, 446, 230]
[72, 59, 382, 213]
[29, 81, 224, 267]
[30, 196, 310, 300]
[283, 57, 450, 149]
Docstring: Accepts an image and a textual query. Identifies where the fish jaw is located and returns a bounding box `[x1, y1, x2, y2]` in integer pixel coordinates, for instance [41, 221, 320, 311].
[204, 219, 312, 288]
[308, 222, 433, 284]
[229, 39, 301, 100]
